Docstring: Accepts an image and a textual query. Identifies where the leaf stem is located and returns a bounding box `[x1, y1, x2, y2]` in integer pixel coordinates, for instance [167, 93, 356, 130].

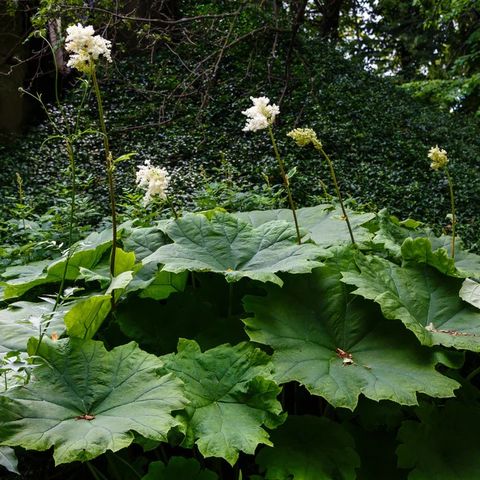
[315, 145, 355, 244]
[445, 168, 456, 259]
[267, 125, 301, 244]
[466, 364, 480, 382]
[166, 194, 179, 219]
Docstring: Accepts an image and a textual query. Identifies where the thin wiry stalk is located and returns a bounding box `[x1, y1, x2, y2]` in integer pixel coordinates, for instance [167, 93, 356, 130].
[267, 125, 302, 244]
[316, 145, 355, 245]
[445, 168, 456, 259]
[91, 66, 118, 281]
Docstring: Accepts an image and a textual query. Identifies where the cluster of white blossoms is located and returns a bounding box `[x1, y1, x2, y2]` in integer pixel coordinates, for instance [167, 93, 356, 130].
[287, 128, 322, 149]
[428, 145, 449, 171]
[242, 96, 280, 132]
[65, 23, 112, 73]
[136, 160, 170, 206]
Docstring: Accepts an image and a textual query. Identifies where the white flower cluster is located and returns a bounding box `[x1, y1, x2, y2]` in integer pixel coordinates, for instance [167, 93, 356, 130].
[428, 145, 449, 171]
[242, 96, 279, 132]
[65, 23, 112, 73]
[136, 160, 170, 206]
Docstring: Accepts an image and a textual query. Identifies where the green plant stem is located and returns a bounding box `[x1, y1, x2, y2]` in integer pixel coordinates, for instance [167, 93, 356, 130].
[467, 364, 480, 382]
[166, 194, 179, 219]
[86, 462, 109, 480]
[267, 125, 301, 244]
[35, 138, 77, 355]
[445, 168, 456, 259]
[316, 145, 355, 245]
[91, 66, 118, 280]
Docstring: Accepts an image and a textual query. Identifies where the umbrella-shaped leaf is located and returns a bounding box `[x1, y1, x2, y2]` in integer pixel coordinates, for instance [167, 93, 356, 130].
[1, 260, 60, 300]
[142, 212, 324, 286]
[235, 205, 374, 247]
[243, 248, 458, 409]
[47, 228, 113, 280]
[0, 301, 66, 353]
[255, 415, 359, 480]
[397, 401, 480, 479]
[162, 339, 285, 465]
[0, 338, 187, 465]
[142, 457, 217, 480]
[122, 225, 169, 261]
[342, 254, 480, 351]
[0, 446, 19, 475]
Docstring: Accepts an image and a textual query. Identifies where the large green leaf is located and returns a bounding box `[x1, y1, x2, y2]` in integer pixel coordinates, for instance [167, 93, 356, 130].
[1, 229, 114, 300]
[397, 401, 480, 479]
[460, 278, 480, 309]
[370, 209, 425, 257]
[401, 237, 480, 278]
[142, 212, 324, 286]
[255, 415, 360, 480]
[162, 339, 285, 465]
[122, 225, 169, 261]
[142, 457, 217, 480]
[235, 204, 374, 247]
[1, 260, 60, 300]
[64, 294, 112, 339]
[0, 446, 19, 475]
[342, 254, 480, 351]
[47, 228, 113, 280]
[126, 261, 188, 300]
[243, 248, 458, 409]
[0, 301, 66, 353]
[0, 338, 187, 465]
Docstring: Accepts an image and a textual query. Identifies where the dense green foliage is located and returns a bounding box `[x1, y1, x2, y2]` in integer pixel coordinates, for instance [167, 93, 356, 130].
[1, 43, 480, 256]
[1, 205, 480, 478]
[1, 2, 480, 478]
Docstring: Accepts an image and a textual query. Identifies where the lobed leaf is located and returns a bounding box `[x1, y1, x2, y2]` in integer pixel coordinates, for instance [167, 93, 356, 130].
[162, 339, 285, 465]
[244, 248, 458, 409]
[0, 338, 187, 465]
[142, 212, 325, 286]
[235, 204, 375, 247]
[342, 253, 480, 351]
[0, 301, 66, 353]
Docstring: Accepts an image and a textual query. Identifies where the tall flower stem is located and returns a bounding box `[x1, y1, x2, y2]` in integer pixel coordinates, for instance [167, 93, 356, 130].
[445, 168, 456, 259]
[35, 138, 77, 355]
[315, 144, 355, 245]
[91, 66, 118, 278]
[267, 125, 301, 244]
[166, 195, 179, 219]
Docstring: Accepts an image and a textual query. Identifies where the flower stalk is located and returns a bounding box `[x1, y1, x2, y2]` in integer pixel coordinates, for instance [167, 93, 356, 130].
[315, 144, 355, 245]
[91, 66, 118, 277]
[445, 168, 456, 259]
[242, 96, 301, 244]
[428, 146, 456, 258]
[267, 125, 302, 244]
[287, 128, 355, 245]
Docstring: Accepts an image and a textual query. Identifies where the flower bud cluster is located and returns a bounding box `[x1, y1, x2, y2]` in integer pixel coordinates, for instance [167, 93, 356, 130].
[428, 146, 449, 171]
[287, 128, 322, 149]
